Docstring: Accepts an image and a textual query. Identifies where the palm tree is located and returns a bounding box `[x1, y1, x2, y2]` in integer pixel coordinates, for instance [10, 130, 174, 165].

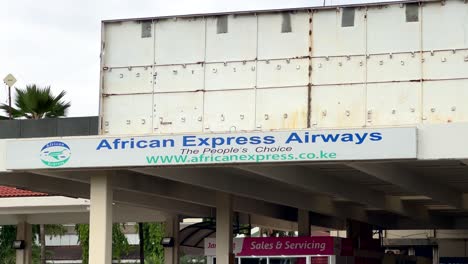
[0, 84, 70, 264]
[0, 84, 70, 119]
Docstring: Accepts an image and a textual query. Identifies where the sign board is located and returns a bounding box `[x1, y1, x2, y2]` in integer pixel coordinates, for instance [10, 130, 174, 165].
[5, 127, 417, 170]
[3, 74, 16, 87]
[204, 237, 341, 256]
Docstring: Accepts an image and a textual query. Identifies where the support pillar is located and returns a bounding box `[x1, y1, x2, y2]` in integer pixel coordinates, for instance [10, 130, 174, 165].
[164, 215, 180, 264]
[346, 220, 373, 250]
[89, 174, 113, 264]
[216, 192, 233, 264]
[298, 209, 311, 236]
[16, 221, 32, 264]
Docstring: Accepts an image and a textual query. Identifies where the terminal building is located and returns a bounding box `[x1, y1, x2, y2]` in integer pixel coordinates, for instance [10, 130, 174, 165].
[2, 0, 468, 263]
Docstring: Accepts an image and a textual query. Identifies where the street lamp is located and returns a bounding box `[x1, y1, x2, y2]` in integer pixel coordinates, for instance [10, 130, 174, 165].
[3, 73, 16, 120]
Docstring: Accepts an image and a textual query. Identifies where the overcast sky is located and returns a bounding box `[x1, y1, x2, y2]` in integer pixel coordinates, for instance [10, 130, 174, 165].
[2, 0, 345, 117]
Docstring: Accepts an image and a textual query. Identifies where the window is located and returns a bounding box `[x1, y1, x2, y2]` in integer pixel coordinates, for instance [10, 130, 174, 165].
[281, 12, 292, 33]
[341, 8, 355, 27]
[141, 21, 152, 38]
[217, 15, 228, 34]
[406, 3, 419, 22]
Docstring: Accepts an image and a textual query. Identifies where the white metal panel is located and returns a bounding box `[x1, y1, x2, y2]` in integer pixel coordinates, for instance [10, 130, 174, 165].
[312, 8, 366, 56]
[367, 53, 421, 82]
[205, 61, 256, 90]
[422, 50, 468, 80]
[104, 21, 154, 67]
[256, 87, 308, 130]
[155, 17, 206, 65]
[366, 82, 421, 126]
[311, 84, 366, 128]
[257, 58, 309, 88]
[153, 92, 203, 133]
[102, 94, 153, 135]
[257, 11, 310, 60]
[205, 14, 257, 62]
[311, 56, 366, 85]
[154, 64, 204, 92]
[423, 79, 468, 124]
[103, 67, 153, 94]
[204, 90, 255, 132]
[422, 0, 468, 50]
[367, 4, 421, 54]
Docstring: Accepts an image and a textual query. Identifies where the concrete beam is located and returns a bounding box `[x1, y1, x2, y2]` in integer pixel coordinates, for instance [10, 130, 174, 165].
[237, 165, 431, 221]
[347, 162, 463, 209]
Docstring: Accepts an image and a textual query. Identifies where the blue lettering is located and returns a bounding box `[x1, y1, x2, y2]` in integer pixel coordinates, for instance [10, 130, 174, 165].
[183, 136, 197, 147]
[354, 133, 368, 144]
[96, 139, 112, 150]
[370, 132, 383, 141]
[285, 133, 302, 144]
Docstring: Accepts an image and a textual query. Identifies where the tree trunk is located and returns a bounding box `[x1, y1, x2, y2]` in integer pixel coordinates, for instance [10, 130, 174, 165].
[40, 224, 46, 264]
[139, 223, 145, 264]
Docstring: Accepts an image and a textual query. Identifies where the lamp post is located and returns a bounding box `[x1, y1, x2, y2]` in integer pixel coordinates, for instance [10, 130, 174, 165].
[3, 73, 17, 120]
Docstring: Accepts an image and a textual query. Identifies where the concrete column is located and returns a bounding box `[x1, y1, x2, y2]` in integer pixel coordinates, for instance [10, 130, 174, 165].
[89, 174, 113, 264]
[16, 221, 32, 264]
[164, 215, 180, 264]
[298, 209, 311, 236]
[216, 192, 233, 264]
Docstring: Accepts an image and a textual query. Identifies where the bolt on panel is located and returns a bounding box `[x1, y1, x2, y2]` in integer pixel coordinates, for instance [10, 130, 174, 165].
[311, 56, 366, 85]
[423, 79, 468, 124]
[205, 14, 258, 62]
[422, 50, 468, 80]
[257, 58, 309, 88]
[154, 64, 204, 92]
[205, 61, 256, 90]
[366, 82, 421, 126]
[104, 21, 154, 67]
[204, 90, 255, 132]
[310, 84, 366, 128]
[367, 53, 421, 82]
[155, 17, 206, 65]
[256, 87, 308, 130]
[153, 92, 204, 133]
[103, 67, 153, 94]
[102, 94, 153, 135]
[257, 11, 310, 60]
[312, 8, 366, 57]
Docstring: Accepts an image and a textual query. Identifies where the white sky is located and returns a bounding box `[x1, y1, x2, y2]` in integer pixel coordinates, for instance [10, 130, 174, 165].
[0, 0, 346, 117]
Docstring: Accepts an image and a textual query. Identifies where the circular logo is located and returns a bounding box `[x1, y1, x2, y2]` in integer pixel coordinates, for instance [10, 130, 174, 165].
[40, 141, 71, 167]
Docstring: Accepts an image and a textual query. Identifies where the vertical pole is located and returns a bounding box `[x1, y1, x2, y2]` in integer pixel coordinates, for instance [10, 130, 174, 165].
[216, 192, 233, 264]
[298, 209, 311, 237]
[8, 85, 12, 119]
[16, 221, 32, 264]
[139, 222, 145, 264]
[164, 216, 180, 264]
[89, 174, 113, 264]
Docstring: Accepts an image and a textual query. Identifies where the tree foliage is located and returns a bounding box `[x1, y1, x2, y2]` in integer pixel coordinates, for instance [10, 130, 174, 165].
[0, 226, 16, 264]
[140, 222, 165, 264]
[75, 223, 130, 264]
[0, 84, 70, 119]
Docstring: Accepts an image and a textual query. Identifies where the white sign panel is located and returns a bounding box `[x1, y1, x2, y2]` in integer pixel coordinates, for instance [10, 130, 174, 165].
[5, 128, 416, 170]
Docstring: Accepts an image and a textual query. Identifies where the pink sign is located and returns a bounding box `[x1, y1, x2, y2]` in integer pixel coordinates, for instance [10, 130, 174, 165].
[205, 237, 337, 256]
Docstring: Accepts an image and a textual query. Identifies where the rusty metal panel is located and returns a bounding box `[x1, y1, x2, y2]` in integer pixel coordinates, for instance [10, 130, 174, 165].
[422, 1, 468, 50]
[102, 94, 153, 135]
[155, 17, 205, 65]
[204, 90, 255, 132]
[154, 64, 204, 92]
[311, 56, 366, 85]
[422, 50, 468, 80]
[256, 87, 308, 130]
[257, 11, 310, 60]
[310, 84, 366, 128]
[423, 79, 468, 124]
[153, 92, 203, 133]
[104, 21, 154, 67]
[312, 8, 366, 56]
[367, 4, 421, 54]
[366, 82, 421, 126]
[103, 67, 153, 94]
[206, 14, 257, 62]
[367, 53, 421, 82]
[205, 61, 256, 90]
[257, 58, 309, 88]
